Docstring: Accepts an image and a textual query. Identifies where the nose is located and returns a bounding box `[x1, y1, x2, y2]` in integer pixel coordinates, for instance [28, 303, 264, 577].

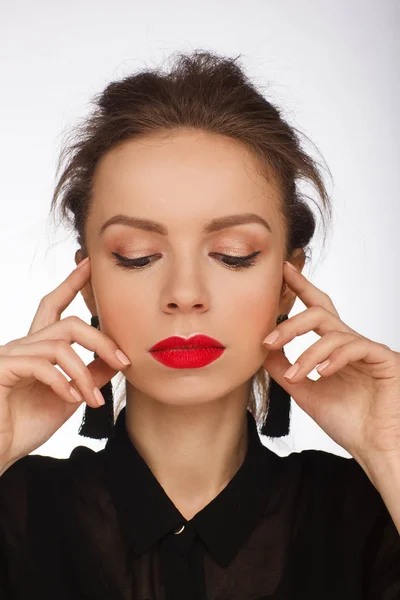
[161, 261, 210, 315]
[166, 300, 206, 313]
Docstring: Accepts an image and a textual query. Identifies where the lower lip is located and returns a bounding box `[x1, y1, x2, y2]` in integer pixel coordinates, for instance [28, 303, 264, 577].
[149, 347, 225, 368]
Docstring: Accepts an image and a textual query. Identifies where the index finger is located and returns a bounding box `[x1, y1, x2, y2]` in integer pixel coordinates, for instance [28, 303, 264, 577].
[28, 257, 91, 335]
[283, 261, 340, 318]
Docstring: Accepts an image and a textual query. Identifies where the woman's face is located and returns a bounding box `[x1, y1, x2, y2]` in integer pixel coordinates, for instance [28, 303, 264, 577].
[83, 128, 291, 407]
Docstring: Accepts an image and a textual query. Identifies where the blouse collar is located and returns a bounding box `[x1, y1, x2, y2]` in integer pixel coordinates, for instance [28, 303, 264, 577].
[102, 405, 280, 568]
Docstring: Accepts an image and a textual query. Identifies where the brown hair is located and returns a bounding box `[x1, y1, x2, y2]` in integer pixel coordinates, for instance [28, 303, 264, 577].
[49, 49, 333, 429]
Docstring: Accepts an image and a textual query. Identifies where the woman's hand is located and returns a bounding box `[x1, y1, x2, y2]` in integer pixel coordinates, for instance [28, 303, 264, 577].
[262, 261, 400, 466]
[0, 257, 130, 476]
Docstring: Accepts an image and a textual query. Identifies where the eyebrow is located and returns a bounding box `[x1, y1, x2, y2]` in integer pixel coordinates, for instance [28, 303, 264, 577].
[99, 212, 272, 236]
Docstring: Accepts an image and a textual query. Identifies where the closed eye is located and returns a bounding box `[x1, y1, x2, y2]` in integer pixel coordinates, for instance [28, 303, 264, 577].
[111, 251, 261, 271]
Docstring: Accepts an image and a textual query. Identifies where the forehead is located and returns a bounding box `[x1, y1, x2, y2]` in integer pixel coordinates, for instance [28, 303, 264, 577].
[90, 128, 283, 230]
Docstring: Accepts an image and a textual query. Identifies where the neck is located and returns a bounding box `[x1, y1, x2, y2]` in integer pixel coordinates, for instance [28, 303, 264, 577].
[124, 382, 250, 521]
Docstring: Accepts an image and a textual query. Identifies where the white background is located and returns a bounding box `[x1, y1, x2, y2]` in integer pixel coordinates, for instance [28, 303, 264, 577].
[0, 0, 398, 460]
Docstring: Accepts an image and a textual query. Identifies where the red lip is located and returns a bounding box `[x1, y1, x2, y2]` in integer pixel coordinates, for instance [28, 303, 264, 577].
[149, 347, 225, 369]
[149, 334, 225, 352]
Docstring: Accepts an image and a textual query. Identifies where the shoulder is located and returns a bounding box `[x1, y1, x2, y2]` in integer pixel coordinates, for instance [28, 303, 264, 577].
[284, 447, 383, 505]
[0, 445, 105, 514]
[274, 447, 396, 535]
[260, 447, 400, 593]
[0, 444, 109, 555]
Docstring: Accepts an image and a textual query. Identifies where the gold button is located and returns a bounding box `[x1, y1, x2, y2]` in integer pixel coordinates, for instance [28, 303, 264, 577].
[173, 524, 185, 535]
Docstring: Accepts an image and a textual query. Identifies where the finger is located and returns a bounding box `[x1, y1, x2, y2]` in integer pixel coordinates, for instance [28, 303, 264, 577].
[0, 354, 87, 406]
[283, 262, 340, 318]
[262, 348, 316, 417]
[4, 315, 131, 374]
[262, 346, 314, 400]
[277, 331, 358, 382]
[263, 305, 362, 348]
[311, 338, 397, 379]
[2, 339, 110, 408]
[28, 257, 91, 335]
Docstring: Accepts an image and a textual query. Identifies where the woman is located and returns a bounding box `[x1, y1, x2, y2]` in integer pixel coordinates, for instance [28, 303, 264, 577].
[0, 50, 399, 599]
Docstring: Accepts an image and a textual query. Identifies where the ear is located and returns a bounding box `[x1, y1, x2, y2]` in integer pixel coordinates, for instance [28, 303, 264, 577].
[278, 248, 306, 316]
[74, 249, 97, 317]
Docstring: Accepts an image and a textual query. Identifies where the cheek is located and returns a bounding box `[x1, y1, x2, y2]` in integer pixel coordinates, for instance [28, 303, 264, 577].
[220, 275, 281, 341]
[93, 274, 152, 346]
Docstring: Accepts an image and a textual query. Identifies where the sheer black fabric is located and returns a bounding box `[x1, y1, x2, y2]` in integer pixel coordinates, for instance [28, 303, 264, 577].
[0, 406, 399, 599]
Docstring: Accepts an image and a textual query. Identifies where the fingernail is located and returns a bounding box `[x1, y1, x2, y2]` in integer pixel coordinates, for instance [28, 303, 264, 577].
[115, 349, 131, 365]
[317, 360, 330, 373]
[263, 331, 279, 345]
[284, 261, 297, 272]
[284, 364, 300, 380]
[70, 386, 82, 403]
[93, 387, 105, 406]
[76, 257, 89, 269]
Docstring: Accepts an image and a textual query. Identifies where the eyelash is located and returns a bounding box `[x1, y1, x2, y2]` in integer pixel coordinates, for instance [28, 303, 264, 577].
[111, 251, 261, 271]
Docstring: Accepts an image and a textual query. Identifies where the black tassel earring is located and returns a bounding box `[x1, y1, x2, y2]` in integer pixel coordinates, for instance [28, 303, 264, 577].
[77, 316, 116, 440]
[260, 314, 292, 438]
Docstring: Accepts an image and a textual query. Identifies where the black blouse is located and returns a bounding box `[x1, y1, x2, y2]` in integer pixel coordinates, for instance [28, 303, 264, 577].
[0, 406, 399, 600]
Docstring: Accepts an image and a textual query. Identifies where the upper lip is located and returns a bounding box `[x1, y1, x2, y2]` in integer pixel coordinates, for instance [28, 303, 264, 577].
[149, 334, 225, 352]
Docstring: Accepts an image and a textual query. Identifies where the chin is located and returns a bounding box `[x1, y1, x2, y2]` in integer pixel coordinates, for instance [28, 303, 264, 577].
[130, 375, 238, 408]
